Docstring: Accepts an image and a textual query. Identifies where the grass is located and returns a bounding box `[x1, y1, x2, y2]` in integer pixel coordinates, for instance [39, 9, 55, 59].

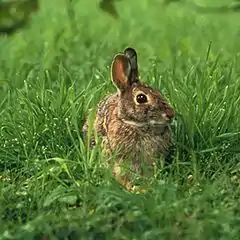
[0, 0, 240, 239]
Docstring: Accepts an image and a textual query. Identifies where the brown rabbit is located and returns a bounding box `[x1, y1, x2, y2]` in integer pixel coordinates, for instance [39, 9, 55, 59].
[83, 47, 175, 192]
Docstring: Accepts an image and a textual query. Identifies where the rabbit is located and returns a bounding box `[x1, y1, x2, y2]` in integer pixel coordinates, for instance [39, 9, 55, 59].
[83, 47, 175, 192]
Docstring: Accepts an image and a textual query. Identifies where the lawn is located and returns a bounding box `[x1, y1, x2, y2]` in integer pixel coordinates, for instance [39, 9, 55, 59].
[0, 0, 240, 239]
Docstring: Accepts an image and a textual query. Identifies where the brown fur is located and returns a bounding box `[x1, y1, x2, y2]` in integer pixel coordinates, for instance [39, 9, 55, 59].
[83, 48, 175, 191]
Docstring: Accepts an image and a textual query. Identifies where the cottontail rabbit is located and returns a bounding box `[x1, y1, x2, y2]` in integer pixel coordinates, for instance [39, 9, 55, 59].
[83, 47, 175, 191]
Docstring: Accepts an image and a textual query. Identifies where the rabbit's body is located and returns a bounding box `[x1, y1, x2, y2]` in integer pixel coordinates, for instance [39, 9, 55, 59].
[95, 92, 172, 158]
[83, 48, 175, 191]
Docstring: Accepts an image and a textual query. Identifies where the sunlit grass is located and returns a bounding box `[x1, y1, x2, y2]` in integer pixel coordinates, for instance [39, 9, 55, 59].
[0, 0, 239, 239]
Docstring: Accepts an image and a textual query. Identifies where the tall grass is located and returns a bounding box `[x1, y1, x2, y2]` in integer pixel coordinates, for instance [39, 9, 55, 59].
[0, 0, 239, 239]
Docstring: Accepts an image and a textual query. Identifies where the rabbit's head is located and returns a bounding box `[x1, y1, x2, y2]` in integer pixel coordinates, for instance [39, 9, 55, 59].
[111, 47, 175, 128]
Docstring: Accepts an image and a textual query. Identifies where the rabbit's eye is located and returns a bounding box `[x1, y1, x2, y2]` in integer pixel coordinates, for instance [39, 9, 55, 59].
[136, 94, 148, 104]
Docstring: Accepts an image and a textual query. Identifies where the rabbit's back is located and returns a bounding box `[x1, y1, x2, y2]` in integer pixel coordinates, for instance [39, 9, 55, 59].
[94, 92, 119, 136]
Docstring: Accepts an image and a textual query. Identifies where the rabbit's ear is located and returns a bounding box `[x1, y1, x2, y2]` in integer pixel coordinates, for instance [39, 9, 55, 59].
[111, 54, 131, 91]
[124, 47, 139, 83]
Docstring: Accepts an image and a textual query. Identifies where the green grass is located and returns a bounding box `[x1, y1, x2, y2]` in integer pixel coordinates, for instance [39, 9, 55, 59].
[0, 0, 240, 239]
